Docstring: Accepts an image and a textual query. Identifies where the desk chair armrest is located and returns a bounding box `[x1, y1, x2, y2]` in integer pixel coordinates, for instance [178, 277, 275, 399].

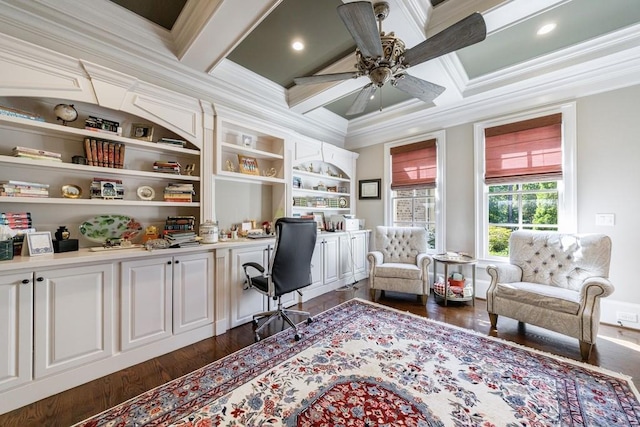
[242, 262, 267, 291]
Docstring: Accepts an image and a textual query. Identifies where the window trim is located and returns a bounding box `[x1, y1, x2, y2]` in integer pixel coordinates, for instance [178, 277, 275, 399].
[384, 130, 446, 253]
[474, 103, 577, 262]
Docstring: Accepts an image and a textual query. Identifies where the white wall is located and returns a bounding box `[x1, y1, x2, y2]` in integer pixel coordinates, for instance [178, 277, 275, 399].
[355, 143, 384, 232]
[214, 181, 273, 233]
[355, 84, 640, 329]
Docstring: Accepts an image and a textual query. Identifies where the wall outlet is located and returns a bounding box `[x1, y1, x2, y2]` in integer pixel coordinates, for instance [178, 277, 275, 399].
[616, 311, 639, 323]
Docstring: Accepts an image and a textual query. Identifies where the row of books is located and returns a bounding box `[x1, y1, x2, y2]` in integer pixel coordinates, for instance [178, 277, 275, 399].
[163, 183, 194, 202]
[13, 146, 62, 162]
[85, 116, 120, 135]
[83, 138, 125, 168]
[0, 106, 44, 122]
[154, 161, 181, 174]
[0, 180, 49, 198]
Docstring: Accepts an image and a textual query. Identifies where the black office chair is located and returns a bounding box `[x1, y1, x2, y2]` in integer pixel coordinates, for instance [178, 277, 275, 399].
[242, 217, 317, 341]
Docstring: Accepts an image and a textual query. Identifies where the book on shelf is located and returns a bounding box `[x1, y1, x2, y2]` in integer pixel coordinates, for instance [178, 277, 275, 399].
[157, 137, 187, 147]
[85, 116, 120, 134]
[12, 146, 61, 159]
[13, 153, 62, 162]
[0, 106, 44, 122]
[84, 138, 125, 168]
[1, 180, 49, 188]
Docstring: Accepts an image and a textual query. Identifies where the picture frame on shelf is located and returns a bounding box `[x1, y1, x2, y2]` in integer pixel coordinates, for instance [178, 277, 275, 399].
[359, 178, 381, 200]
[238, 154, 259, 175]
[313, 212, 325, 230]
[22, 231, 54, 256]
[130, 123, 154, 141]
[293, 176, 302, 188]
[240, 134, 256, 149]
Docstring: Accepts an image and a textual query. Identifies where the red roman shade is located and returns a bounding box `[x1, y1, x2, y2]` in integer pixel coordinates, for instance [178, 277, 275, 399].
[390, 139, 437, 190]
[484, 113, 562, 184]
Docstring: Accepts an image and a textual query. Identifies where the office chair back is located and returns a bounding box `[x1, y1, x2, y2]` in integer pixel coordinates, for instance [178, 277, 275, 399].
[270, 217, 317, 297]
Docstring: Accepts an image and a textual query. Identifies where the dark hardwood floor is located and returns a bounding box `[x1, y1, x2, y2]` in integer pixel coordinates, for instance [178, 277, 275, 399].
[2, 280, 639, 426]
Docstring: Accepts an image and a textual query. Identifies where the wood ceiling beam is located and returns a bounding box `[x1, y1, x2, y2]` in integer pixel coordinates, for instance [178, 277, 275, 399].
[175, 0, 282, 73]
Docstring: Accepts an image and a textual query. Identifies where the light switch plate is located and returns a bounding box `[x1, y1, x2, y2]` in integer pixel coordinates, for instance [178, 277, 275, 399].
[595, 213, 615, 226]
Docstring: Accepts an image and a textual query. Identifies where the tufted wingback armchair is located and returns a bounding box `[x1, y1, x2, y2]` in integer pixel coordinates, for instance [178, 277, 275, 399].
[486, 230, 614, 360]
[367, 226, 432, 303]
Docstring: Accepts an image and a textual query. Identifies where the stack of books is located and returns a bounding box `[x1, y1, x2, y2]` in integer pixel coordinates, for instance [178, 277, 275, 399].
[164, 215, 196, 232]
[164, 231, 199, 248]
[1, 212, 34, 256]
[83, 138, 125, 168]
[0, 180, 49, 198]
[153, 161, 181, 174]
[85, 116, 120, 135]
[12, 146, 62, 162]
[163, 183, 194, 202]
[90, 178, 124, 199]
[163, 216, 198, 248]
[157, 137, 187, 148]
[0, 106, 44, 122]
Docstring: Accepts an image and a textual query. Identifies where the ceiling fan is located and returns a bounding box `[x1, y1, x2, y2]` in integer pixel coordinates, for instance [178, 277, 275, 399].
[293, 1, 487, 115]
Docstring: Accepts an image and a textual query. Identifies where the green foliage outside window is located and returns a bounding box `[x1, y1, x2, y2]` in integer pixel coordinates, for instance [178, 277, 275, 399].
[487, 182, 558, 256]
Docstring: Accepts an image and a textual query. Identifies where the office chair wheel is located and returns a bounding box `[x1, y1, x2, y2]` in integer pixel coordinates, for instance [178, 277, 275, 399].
[294, 333, 301, 341]
[306, 317, 313, 324]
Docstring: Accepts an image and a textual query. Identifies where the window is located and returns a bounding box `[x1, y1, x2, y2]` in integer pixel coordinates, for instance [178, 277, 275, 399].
[385, 132, 445, 252]
[475, 104, 576, 260]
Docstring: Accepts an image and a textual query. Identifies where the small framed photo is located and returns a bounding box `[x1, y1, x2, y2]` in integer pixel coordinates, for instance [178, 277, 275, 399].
[313, 212, 325, 230]
[22, 231, 54, 256]
[238, 155, 259, 175]
[130, 123, 154, 141]
[240, 134, 256, 149]
[359, 178, 381, 200]
[293, 176, 302, 188]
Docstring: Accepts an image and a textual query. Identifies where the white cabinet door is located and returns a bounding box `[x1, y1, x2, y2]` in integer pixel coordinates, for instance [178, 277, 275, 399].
[172, 252, 214, 334]
[34, 264, 114, 378]
[121, 257, 172, 351]
[0, 272, 32, 392]
[323, 236, 340, 286]
[340, 232, 368, 281]
[230, 245, 269, 328]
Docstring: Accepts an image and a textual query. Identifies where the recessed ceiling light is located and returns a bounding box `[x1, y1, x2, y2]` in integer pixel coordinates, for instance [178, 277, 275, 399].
[292, 40, 304, 51]
[537, 23, 556, 36]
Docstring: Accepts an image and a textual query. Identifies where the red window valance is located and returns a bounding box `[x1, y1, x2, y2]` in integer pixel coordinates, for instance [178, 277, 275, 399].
[484, 113, 562, 184]
[390, 139, 437, 190]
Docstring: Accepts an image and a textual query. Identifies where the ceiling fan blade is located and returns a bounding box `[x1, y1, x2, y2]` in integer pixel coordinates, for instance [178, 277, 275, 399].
[293, 72, 359, 85]
[392, 74, 445, 104]
[403, 12, 486, 66]
[346, 83, 377, 116]
[337, 2, 383, 59]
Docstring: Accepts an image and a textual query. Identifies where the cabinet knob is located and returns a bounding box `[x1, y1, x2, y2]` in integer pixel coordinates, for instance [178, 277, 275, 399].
[167, 261, 172, 265]
[174, 260, 180, 264]
[36, 277, 44, 282]
[21, 279, 30, 284]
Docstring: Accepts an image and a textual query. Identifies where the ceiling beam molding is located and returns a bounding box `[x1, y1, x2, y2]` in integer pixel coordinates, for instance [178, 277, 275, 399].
[178, 0, 282, 73]
[344, 48, 640, 149]
[426, 0, 507, 37]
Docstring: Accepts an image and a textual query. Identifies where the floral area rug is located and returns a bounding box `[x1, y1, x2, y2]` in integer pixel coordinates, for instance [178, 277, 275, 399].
[77, 298, 640, 426]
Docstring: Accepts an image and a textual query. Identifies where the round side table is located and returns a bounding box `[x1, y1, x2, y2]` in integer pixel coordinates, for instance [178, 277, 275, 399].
[432, 254, 477, 306]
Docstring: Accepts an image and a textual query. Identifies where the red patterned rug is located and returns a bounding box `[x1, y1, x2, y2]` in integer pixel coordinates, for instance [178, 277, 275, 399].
[76, 298, 640, 426]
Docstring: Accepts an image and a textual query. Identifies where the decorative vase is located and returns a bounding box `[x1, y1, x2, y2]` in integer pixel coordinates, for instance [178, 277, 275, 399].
[55, 226, 70, 241]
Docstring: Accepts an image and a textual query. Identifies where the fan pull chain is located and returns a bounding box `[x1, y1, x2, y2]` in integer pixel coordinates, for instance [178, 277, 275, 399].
[379, 89, 383, 112]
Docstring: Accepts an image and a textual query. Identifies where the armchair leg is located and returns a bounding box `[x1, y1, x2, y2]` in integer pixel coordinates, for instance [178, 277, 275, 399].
[488, 313, 498, 330]
[579, 340, 593, 361]
[420, 294, 427, 304]
[370, 289, 377, 301]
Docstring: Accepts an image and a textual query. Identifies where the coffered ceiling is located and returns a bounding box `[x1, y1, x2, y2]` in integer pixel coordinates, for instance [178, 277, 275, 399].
[0, 0, 639, 148]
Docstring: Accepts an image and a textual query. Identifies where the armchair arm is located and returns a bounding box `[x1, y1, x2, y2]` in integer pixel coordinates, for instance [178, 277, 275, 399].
[579, 277, 615, 303]
[367, 251, 384, 266]
[486, 263, 523, 287]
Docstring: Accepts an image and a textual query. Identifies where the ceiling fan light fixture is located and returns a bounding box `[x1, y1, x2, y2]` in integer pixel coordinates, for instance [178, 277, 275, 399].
[291, 40, 305, 51]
